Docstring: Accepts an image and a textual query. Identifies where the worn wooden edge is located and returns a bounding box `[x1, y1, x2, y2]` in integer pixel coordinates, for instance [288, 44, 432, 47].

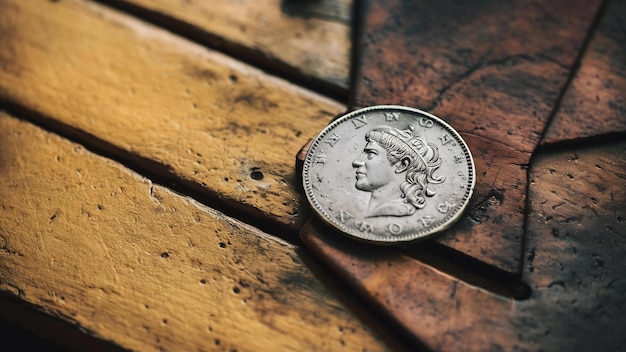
[96, 0, 353, 100]
[299, 218, 524, 351]
[299, 139, 626, 351]
[518, 140, 626, 350]
[291, 244, 422, 352]
[1, 101, 309, 246]
[0, 0, 345, 238]
[295, 128, 530, 274]
[0, 111, 391, 351]
[542, 0, 626, 145]
[338, 0, 604, 275]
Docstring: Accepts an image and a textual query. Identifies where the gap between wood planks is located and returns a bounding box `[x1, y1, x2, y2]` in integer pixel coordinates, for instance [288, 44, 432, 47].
[0, 101, 306, 247]
[519, 0, 612, 294]
[0, 106, 419, 352]
[1, 97, 535, 309]
[529, 0, 610, 150]
[91, 0, 351, 104]
[5, 0, 622, 303]
[0, 294, 127, 352]
[0, 97, 531, 302]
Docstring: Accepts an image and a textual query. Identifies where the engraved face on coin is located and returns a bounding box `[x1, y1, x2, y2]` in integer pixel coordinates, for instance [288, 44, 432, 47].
[302, 105, 475, 243]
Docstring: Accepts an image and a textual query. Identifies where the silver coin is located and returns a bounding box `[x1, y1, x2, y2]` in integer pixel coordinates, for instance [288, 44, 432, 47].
[302, 105, 475, 243]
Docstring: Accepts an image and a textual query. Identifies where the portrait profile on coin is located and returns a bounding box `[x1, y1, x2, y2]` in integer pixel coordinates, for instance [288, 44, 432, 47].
[302, 105, 474, 243]
[352, 125, 445, 218]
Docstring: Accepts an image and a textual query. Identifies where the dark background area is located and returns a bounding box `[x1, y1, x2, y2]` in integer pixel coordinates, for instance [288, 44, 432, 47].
[0, 318, 67, 351]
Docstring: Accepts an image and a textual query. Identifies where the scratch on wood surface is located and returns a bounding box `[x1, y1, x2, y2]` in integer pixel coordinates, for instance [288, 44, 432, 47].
[95, 224, 121, 284]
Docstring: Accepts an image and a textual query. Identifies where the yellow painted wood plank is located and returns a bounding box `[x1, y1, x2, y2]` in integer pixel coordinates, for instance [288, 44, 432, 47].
[0, 0, 344, 232]
[107, 0, 353, 92]
[0, 111, 389, 351]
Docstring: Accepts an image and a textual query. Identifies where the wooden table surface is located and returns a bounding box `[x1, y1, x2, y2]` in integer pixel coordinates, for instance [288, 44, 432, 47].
[0, 0, 624, 351]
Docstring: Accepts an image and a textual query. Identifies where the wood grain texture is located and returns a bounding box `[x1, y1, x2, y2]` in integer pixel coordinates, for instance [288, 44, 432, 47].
[0, 0, 344, 234]
[301, 220, 525, 351]
[302, 140, 626, 351]
[345, 0, 603, 273]
[0, 112, 390, 352]
[519, 140, 626, 351]
[99, 0, 353, 94]
[543, 0, 626, 144]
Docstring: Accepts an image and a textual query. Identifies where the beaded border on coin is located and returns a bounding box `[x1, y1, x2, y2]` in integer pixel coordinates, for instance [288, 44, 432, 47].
[302, 105, 475, 244]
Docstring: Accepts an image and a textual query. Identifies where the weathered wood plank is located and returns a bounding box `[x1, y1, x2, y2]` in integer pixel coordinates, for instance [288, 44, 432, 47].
[543, 0, 626, 144]
[519, 141, 626, 350]
[301, 219, 525, 351]
[301, 140, 626, 351]
[346, 0, 602, 273]
[100, 0, 353, 94]
[0, 111, 390, 351]
[0, 0, 343, 234]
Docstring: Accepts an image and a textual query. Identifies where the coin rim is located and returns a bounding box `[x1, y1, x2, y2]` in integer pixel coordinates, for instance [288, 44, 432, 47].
[302, 105, 476, 243]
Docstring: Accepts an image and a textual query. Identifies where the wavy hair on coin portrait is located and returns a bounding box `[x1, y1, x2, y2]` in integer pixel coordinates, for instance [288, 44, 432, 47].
[352, 125, 445, 218]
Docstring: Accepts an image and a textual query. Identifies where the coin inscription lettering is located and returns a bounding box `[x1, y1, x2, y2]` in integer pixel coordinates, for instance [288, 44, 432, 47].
[302, 105, 475, 243]
[351, 115, 368, 129]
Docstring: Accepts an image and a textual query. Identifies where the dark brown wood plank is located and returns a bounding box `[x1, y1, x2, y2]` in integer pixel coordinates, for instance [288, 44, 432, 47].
[348, 0, 603, 273]
[302, 140, 626, 351]
[301, 219, 525, 351]
[298, 0, 626, 349]
[519, 141, 626, 351]
[543, 0, 626, 144]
